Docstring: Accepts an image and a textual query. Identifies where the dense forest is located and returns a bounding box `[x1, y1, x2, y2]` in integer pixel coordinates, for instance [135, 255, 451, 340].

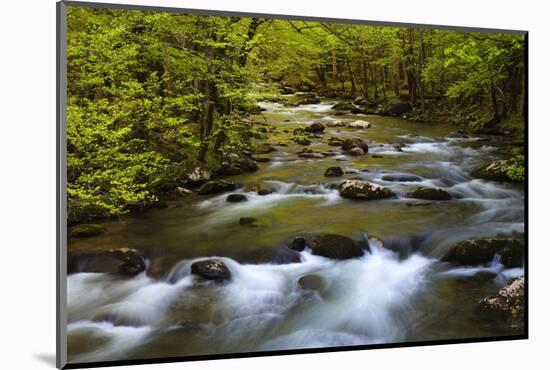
[66, 8, 525, 222]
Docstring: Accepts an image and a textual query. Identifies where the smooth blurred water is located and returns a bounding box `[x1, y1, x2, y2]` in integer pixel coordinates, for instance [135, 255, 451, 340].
[67, 99, 524, 363]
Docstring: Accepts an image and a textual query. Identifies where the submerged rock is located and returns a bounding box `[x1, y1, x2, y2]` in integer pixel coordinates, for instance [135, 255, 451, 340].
[382, 174, 423, 182]
[324, 166, 344, 177]
[252, 143, 275, 154]
[339, 180, 395, 200]
[71, 224, 106, 238]
[311, 234, 364, 259]
[198, 180, 237, 195]
[191, 259, 231, 281]
[304, 122, 325, 133]
[347, 120, 371, 129]
[408, 187, 451, 201]
[341, 138, 369, 155]
[239, 217, 258, 226]
[298, 274, 324, 291]
[471, 159, 520, 182]
[442, 238, 524, 267]
[475, 276, 524, 329]
[226, 194, 248, 203]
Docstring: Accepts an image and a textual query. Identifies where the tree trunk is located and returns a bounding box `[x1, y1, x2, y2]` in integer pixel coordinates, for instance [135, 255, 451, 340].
[362, 60, 369, 99]
[198, 79, 217, 162]
[346, 58, 356, 93]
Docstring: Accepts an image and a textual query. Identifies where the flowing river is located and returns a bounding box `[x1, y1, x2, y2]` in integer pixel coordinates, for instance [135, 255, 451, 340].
[66, 100, 525, 363]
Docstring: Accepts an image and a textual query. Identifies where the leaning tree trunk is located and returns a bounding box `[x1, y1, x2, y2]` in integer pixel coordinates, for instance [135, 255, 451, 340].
[198, 79, 218, 162]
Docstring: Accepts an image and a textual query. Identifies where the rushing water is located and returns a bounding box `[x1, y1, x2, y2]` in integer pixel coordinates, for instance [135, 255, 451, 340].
[67, 100, 524, 363]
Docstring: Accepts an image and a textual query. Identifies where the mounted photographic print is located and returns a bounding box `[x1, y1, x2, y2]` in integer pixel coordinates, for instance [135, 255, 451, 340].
[56, 1, 527, 368]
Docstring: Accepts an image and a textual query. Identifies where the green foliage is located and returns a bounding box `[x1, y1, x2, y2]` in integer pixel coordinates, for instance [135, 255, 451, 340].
[507, 147, 525, 182]
[66, 7, 525, 220]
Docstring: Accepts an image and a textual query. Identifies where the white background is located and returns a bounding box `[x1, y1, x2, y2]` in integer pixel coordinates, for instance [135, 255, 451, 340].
[0, 0, 547, 368]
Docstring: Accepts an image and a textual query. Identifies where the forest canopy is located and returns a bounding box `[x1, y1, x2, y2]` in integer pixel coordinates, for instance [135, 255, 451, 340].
[66, 7, 525, 222]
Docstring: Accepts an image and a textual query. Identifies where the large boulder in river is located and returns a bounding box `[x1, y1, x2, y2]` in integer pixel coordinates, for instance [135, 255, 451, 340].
[379, 98, 412, 116]
[341, 138, 369, 155]
[304, 122, 325, 133]
[79, 248, 146, 275]
[71, 224, 106, 238]
[218, 148, 258, 175]
[441, 238, 524, 267]
[311, 234, 364, 259]
[408, 187, 451, 201]
[326, 120, 347, 127]
[198, 180, 237, 195]
[347, 120, 371, 129]
[324, 166, 344, 177]
[191, 259, 231, 281]
[471, 159, 520, 182]
[475, 276, 524, 329]
[339, 180, 395, 200]
[178, 159, 212, 184]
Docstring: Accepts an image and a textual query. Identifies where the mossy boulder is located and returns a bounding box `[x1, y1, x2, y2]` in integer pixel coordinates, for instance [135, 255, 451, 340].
[331, 101, 354, 111]
[442, 238, 524, 267]
[218, 148, 258, 175]
[71, 224, 106, 238]
[408, 187, 451, 201]
[310, 234, 364, 259]
[198, 180, 237, 195]
[471, 159, 519, 182]
[475, 276, 524, 329]
[324, 166, 344, 177]
[178, 159, 212, 184]
[341, 138, 369, 154]
[339, 180, 395, 200]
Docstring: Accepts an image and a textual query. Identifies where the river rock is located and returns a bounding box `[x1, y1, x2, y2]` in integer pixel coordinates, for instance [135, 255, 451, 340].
[253, 143, 275, 154]
[293, 136, 311, 145]
[239, 217, 258, 226]
[441, 238, 524, 267]
[304, 122, 325, 133]
[326, 120, 347, 127]
[347, 120, 371, 129]
[82, 248, 146, 275]
[324, 166, 344, 177]
[198, 180, 237, 195]
[341, 138, 369, 155]
[71, 224, 106, 238]
[379, 98, 411, 116]
[382, 174, 423, 182]
[191, 259, 231, 281]
[176, 187, 193, 196]
[299, 150, 325, 159]
[178, 159, 212, 184]
[289, 237, 307, 252]
[471, 159, 519, 182]
[408, 187, 451, 201]
[338, 180, 395, 200]
[218, 148, 258, 175]
[311, 234, 364, 259]
[298, 274, 324, 291]
[475, 276, 524, 329]
[226, 194, 248, 203]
